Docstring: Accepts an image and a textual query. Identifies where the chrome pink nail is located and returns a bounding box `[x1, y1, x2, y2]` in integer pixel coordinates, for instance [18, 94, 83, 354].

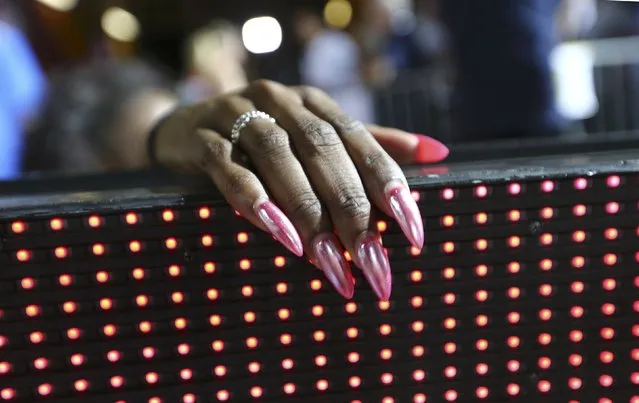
[387, 185, 424, 249]
[254, 201, 303, 257]
[312, 234, 354, 299]
[355, 232, 392, 300]
[415, 134, 449, 163]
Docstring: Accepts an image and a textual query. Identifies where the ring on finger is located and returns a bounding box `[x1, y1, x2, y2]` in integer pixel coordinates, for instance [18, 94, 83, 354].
[231, 110, 276, 144]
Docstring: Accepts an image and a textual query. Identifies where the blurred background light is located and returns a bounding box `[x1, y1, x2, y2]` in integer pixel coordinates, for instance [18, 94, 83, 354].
[323, 0, 353, 30]
[35, 0, 78, 12]
[241, 17, 282, 54]
[101, 7, 141, 43]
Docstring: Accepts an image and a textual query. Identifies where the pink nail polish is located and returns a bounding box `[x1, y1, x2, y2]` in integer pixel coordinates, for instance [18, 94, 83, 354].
[355, 232, 392, 300]
[387, 185, 424, 249]
[312, 234, 354, 299]
[414, 134, 449, 163]
[254, 201, 304, 257]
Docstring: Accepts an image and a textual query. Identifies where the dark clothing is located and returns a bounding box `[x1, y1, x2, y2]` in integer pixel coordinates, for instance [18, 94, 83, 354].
[441, 0, 562, 142]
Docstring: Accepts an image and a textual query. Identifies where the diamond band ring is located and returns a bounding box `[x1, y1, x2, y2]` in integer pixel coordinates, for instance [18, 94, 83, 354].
[230, 111, 276, 144]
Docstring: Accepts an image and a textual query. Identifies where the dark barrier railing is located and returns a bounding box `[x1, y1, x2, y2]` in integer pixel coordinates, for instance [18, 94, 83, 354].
[0, 146, 638, 402]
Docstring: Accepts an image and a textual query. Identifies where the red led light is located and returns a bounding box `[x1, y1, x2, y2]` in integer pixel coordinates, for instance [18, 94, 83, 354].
[540, 207, 554, 219]
[607, 174, 621, 187]
[442, 242, 455, 253]
[162, 209, 174, 222]
[87, 215, 102, 228]
[476, 339, 489, 351]
[569, 353, 583, 367]
[171, 291, 185, 304]
[33, 357, 47, 369]
[573, 177, 588, 190]
[507, 209, 521, 222]
[475, 212, 488, 224]
[377, 220, 388, 232]
[538, 380, 551, 393]
[507, 384, 520, 396]
[37, 383, 52, 396]
[475, 238, 488, 251]
[201, 235, 213, 247]
[30, 332, 45, 344]
[414, 394, 427, 403]
[508, 183, 521, 195]
[50, 218, 64, 230]
[441, 188, 455, 200]
[476, 314, 488, 327]
[139, 321, 153, 333]
[442, 215, 455, 227]
[600, 374, 613, 387]
[250, 386, 263, 398]
[216, 390, 229, 401]
[246, 337, 259, 348]
[70, 353, 85, 366]
[111, 376, 124, 388]
[601, 327, 615, 340]
[573, 204, 587, 216]
[316, 379, 329, 391]
[507, 313, 520, 325]
[0, 362, 11, 374]
[541, 180, 554, 192]
[507, 287, 521, 299]
[444, 390, 458, 401]
[476, 387, 489, 399]
[381, 373, 394, 384]
[444, 366, 457, 378]
[538, 333, 552, 345]
[474, 185, 488, 198]
[125, 212, 138, 224]
[413, 345, 425, 357]
[106, 350, 121, 362]
[236, 232, 249, 243]
[129, 241, 141, 253]
[11, 221, 26, 233]
[165, 237, 178, 249]
[507, 360, 520, 372]
[16, 249, 33, 261]
[442, 267, 456, 279]
[538, 357, 552, 369]
[602, 278, 616, 291]
[311, 279, 322, 290]
[283, 383, 296, 394]
[475, 290, 489, 302]
[146, 372, 159, 384]
[413, 369, 426, 381]
[443, 292, 456, 304]
[1, 389, 15, 400]
[74, 379, 89, 392]
[600, 351, 614, 363]
[349, 376, 361, 388]
[605, 201, 620, 214]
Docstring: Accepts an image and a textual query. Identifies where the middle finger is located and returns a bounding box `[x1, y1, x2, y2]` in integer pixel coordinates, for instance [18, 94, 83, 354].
[244, 80, 392, 300]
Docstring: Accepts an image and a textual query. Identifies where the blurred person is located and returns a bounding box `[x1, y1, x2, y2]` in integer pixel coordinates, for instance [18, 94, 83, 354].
[353, 0, 565, 142]
[178, 20, 248, 104]
[22, 60, 449, 300]
[0, 12, 46, 179]
[294, 8, 376, 123]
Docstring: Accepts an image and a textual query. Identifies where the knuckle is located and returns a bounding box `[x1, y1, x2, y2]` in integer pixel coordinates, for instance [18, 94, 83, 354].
[332, 113, 366, 135]
[333, 188, 371, 220]
[250, 79, 281, 99]
[288, 193, 323, 222]
[298, 85, 326, 101]
[224, 171, 254, 196]
[300, 119, 342, 150]
[248, 127, 290, 155]
[362, 150, 390, 171]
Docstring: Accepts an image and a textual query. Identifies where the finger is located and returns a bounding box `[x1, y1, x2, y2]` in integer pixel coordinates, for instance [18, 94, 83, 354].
[192, 127, 304, 257]
[210, 94, 354, 299]
[296, 86, 425, 251]
[366, 124, 449, 165]
[244, 80, 391, 300]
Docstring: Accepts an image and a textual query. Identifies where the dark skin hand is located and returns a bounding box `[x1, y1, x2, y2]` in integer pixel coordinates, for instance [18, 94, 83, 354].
[151, 80, 449, 300]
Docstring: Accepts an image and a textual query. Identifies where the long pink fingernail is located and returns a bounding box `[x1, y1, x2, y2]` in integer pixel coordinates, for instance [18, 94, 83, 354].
[414, 134, 449, 163]
[387, 184, 424, 249]
[312, 234, 354, 299]
[355, 232, 392, 300]
[254, 201, 304, 257]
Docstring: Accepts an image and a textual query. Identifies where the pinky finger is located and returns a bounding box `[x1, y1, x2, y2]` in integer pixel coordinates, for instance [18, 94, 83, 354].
[194, 128, 304, 257]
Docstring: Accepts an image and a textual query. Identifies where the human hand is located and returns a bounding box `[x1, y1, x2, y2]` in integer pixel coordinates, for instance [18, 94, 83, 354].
[151, 80, 448, 300]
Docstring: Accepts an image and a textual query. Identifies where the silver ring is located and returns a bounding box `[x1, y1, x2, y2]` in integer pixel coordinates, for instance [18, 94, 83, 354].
[230, 111, 276, 144]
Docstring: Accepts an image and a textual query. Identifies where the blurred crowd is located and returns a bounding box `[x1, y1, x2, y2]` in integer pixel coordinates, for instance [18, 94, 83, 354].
[2, 0, 639, 179]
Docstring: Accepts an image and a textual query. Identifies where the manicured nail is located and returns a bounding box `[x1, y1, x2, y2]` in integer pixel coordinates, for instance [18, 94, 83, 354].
[312, 234, 354, 299]
[386, 184, 424, 249]
[414, 134, 449, 163]
[254, 201, 304, 257]
[355, 232, 392, 300]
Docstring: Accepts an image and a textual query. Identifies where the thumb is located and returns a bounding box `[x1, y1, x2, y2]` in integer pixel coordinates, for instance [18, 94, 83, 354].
[367, 124, 449, 165]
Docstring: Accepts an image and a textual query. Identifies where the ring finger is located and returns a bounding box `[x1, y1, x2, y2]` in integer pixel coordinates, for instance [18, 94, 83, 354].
[209, 95, 355, 299]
